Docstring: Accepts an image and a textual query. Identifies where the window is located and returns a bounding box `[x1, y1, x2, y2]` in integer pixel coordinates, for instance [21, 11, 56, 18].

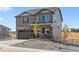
[23, 17, 29, 24]
[40, 14, 49, 23]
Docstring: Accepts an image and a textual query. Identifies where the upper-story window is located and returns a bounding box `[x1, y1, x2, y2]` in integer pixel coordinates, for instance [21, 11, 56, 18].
[40, 14, 50, 23]
[23, 17, 29, 24]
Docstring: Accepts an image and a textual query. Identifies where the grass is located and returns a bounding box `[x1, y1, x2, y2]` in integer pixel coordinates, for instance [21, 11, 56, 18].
[62, 32, 79, 45]
[62, 32, 79, 39]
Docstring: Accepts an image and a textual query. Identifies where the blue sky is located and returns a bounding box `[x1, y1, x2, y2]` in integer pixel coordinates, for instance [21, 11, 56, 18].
[0, 7, 79, 31]
[60, 7, 79, 28]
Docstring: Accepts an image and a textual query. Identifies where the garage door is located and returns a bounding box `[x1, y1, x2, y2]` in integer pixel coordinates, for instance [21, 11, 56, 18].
[18, 30, 31, 39]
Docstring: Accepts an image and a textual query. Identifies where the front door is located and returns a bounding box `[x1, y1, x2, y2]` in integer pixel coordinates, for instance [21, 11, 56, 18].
[42, 28, 45, 34]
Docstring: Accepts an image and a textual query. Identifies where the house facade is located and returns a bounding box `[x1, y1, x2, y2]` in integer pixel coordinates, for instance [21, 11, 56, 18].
[15, 7, 63, 41]
[0, 24, 11, 39]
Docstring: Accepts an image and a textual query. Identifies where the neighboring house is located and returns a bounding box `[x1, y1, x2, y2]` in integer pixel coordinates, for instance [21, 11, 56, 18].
[15, 7, 63, 41]
[0, 24, 11, 39]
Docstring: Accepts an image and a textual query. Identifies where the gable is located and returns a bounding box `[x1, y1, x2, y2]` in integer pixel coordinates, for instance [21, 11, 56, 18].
[16, 12, 31, 17]
[20, 13, 30, 16]
[36, 9, 54, 14]
[39, 10, 51, 13]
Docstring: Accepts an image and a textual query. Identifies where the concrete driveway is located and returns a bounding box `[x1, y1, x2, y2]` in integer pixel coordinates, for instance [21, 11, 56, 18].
[0, 40, 51, 52]
[0, 40, 27, 45]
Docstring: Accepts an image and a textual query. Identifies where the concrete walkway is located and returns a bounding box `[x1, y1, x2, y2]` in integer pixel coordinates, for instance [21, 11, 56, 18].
[0, 40, 51, 52]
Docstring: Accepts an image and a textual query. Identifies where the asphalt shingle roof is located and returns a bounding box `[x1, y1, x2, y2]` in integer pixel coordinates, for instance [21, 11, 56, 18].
[0, 24, 11, 30]
[16, 7, 58, 16]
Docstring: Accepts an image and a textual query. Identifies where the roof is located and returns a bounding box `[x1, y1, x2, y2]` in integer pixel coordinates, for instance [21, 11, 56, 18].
[16, 7, 63, 21]
[0, 24, 11, 30]
[16, 7, 58, 16]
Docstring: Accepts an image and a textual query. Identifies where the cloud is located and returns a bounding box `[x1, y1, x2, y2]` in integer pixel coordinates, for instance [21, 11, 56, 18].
[0, 7, 12, 11]
[0, 17, 4, 21]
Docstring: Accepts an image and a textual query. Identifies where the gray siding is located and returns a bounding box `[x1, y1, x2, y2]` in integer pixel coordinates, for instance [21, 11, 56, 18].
[16, 16, 24, 25]
[53, 10, 62, 41]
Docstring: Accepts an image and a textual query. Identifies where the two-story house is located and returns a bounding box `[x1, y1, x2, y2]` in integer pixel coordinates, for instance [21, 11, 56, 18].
[15, 7, 63, 41]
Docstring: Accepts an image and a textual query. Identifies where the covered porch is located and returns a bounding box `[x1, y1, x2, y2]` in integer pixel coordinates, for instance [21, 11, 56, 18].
[30, 24, 53, 40]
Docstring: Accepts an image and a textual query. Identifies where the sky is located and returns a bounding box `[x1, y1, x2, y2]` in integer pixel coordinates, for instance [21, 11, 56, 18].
[60, 7, 79, 29]
[0, 7, 79, 31]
